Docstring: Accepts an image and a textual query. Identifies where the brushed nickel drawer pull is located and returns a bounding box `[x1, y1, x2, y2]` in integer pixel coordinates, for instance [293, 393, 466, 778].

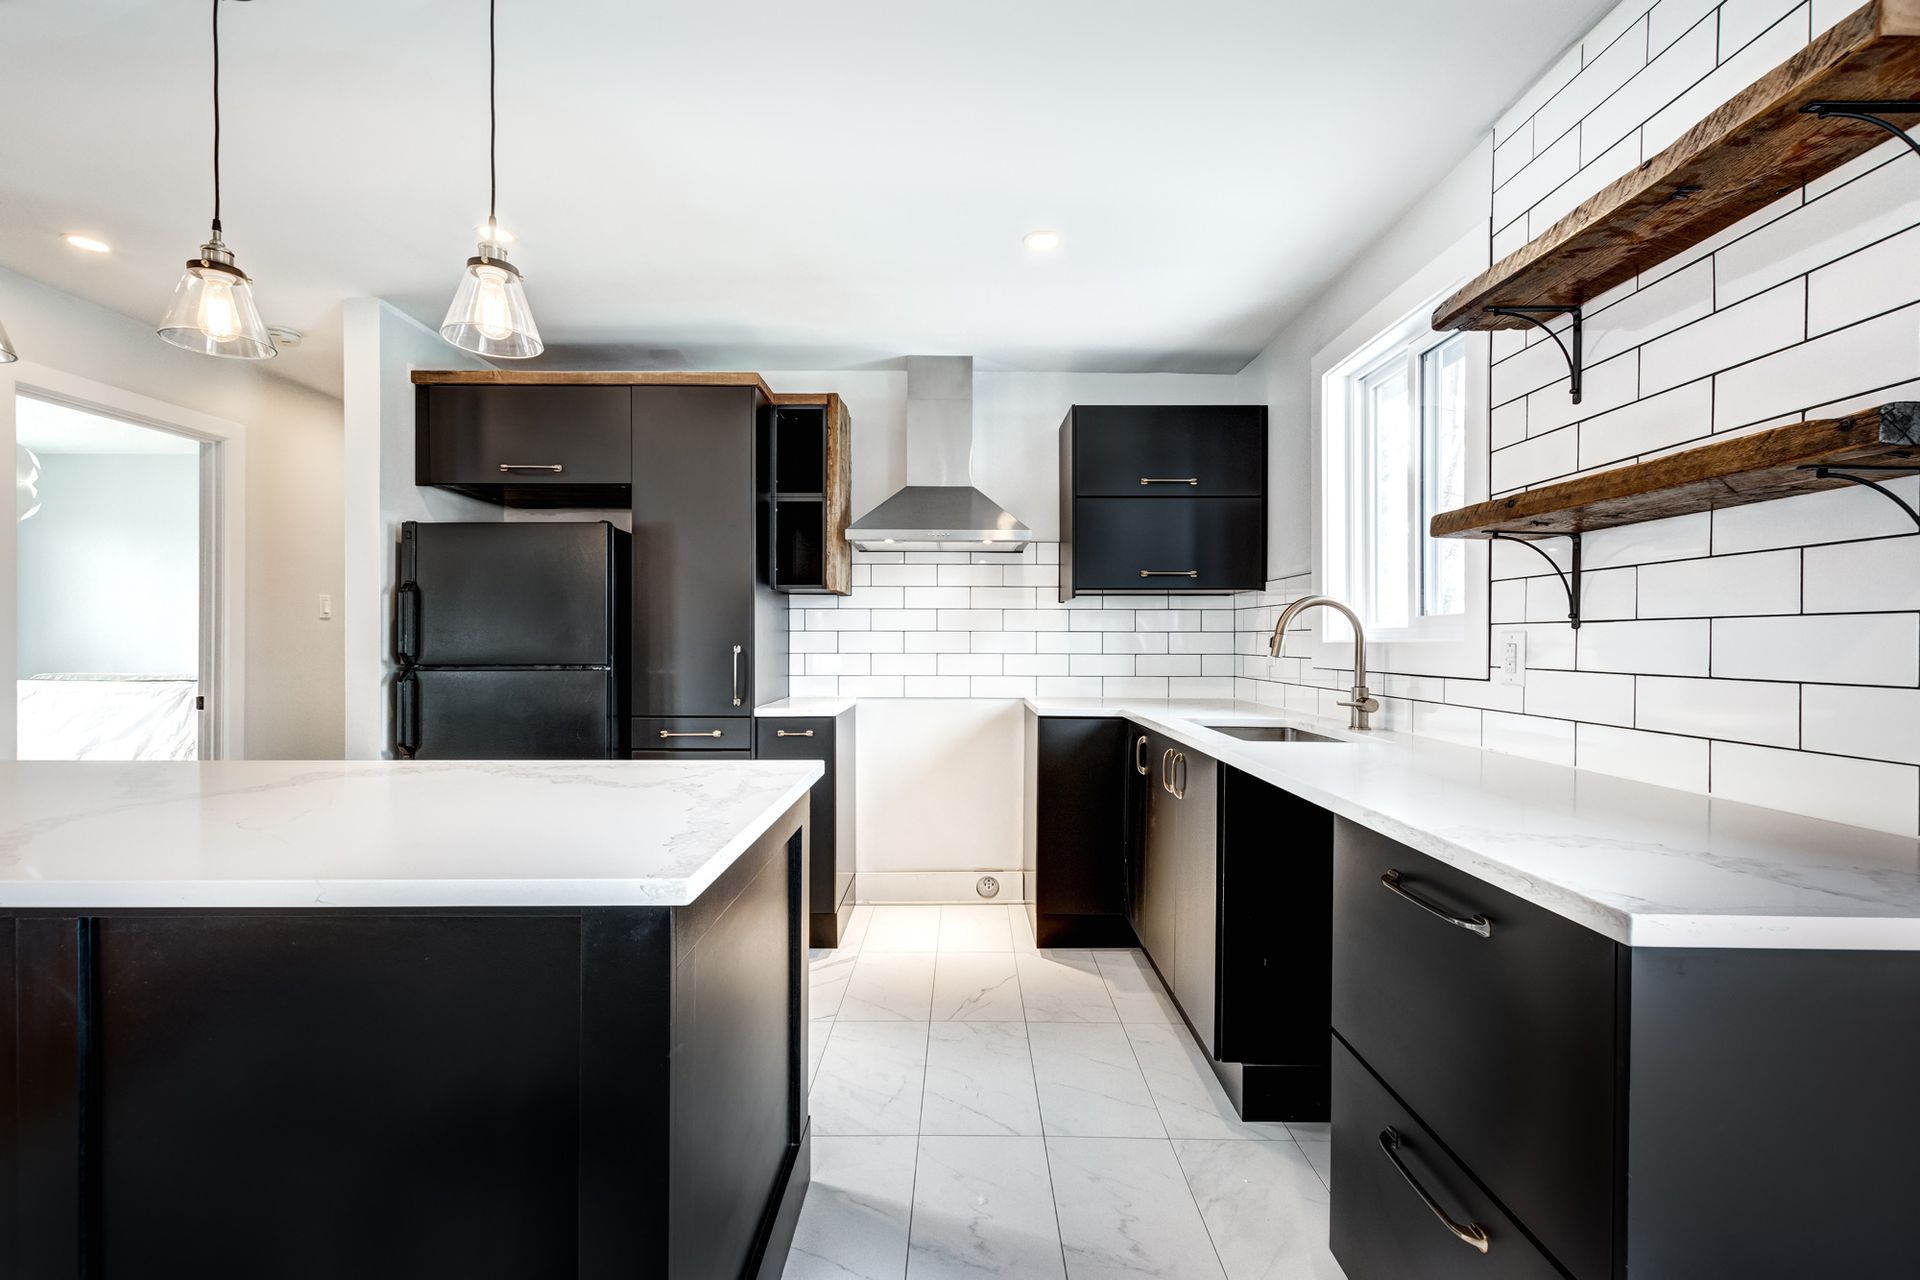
[1171, 751, 1187, 800]
[1139, 477, 1199, 485]
[1134, 734, 1150, 775]
[776, 729, 815, 738]
[1378, 1129, 1491, 1254]
[1381, 870, 1492, 939]
[1161, 748, 1176, 794]
[660, 730, 724, 739]
[497, 463, 564, 473]
[1139, 570, 1200, 578]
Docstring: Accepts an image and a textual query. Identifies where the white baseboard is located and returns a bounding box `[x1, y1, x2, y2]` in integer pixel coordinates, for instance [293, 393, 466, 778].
[856, 869, 1027, 904]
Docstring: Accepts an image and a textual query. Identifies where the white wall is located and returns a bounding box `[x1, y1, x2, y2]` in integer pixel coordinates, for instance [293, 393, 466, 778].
[1227, 0, 1920, 837]
[340, 298, 495, 760]
[0, 265, 345, 759]
[17, 452, 199, 676]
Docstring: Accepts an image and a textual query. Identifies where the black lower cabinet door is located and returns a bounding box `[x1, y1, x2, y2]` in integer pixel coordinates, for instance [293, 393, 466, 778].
[398, 668, 616, 759]
[755, 717, 855, 945]
[631, 748, 753, 760]
[1331, 1039, 1562, 1280]
[1136, 734, 1180, 992]
[1167, 745, 1219, 1056]
[1028, 717, 1134, 946]
[1068, 497, 1263, 591]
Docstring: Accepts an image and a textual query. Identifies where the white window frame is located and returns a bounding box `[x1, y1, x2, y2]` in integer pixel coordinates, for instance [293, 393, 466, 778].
[1309, 225, 1491, 680]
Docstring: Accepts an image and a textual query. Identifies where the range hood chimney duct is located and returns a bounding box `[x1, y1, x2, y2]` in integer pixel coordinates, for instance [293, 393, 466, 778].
[847, 356, 1034, 553]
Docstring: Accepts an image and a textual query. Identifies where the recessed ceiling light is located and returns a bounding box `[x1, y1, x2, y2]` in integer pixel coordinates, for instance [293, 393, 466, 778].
[63, 234, 111, 254]
[1023, 229, 1061, 253]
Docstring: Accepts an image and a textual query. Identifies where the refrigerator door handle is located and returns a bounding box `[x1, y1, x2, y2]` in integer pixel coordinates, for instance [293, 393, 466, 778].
[396, 581, 421, 666]
[731, 644, 744, 707]
[395, 672, 421, 758]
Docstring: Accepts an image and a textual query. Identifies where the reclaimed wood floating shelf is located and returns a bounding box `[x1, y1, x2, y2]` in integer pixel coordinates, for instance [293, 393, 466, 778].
[410, 369, 774, 401]
[1431, 403, 1920, 539]
[1434, 0, 1920, 333]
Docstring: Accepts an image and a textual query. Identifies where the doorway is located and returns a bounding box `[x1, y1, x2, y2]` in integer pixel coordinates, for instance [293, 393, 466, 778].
[14, 394, 216, 760]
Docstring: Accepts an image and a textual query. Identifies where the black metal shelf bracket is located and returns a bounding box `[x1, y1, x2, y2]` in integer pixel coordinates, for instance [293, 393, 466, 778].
[1490, 531, 1584, 628]
[1487, 306, 1583, 404]
[1802, 463, 1920, 530]
[1800, 100, 1920, 160]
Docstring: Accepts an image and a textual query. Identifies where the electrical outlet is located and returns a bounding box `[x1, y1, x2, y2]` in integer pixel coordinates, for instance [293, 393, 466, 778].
[1495, 629, 1526, 686]
[318, 593, 333, 621]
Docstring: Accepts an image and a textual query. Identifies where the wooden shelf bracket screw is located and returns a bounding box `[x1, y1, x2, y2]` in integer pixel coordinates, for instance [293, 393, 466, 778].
[1488, 306, 1583, 404]
[1491, 531, 1584, 628]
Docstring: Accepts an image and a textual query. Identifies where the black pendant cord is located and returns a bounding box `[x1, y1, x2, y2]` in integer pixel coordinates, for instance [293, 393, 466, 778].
[1801, 101, 1920, 161]
[210, 0, 222, 237]
[488, 0, 498, 235]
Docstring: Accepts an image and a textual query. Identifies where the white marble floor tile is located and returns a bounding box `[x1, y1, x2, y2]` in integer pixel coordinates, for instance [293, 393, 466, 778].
[862, 905, 944, 952]
[936, 903, 1014, 951]
[1094, 950, 1182, 1024]
[1125, 1024, 1290, 1141]
[1285, 1121, 1331, 1143]
[1298, 1141, 1332, 1191]
[1173, 1139, 1342, 1280]
[920, 1022, 1042, 1136]
[808, 1018, 833, 1090]
[810, 950, 859, 1020]
[784, 1135, 917, 1280]
[839, 903, 875, 952]
[906, 1136, 1066, 1280]
[930, 953, 1024, 1021]
[1048, 1136, 1227, 1280]
[810, 1021, 929, 1136]
[1029, 1023, 1165, 1138]
[839, 953, 937, 1021]
[1016, 950, 1120, 1023]
[1008, 904, 1039, 952]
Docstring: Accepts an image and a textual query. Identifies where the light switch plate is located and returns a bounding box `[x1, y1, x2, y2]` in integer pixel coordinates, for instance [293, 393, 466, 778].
[1496, 629, 1526, 686]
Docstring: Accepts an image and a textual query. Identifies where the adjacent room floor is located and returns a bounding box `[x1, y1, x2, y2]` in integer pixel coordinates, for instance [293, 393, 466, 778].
[788, 903, 1343, 1280]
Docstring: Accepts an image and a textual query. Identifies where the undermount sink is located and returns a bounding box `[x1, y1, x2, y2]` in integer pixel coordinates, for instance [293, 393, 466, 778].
[1200, 724, 1343, 743]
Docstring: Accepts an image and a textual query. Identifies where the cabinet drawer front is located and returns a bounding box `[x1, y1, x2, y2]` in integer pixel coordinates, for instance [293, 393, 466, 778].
[753, 718, 835, 759]
[632, 716, 751, 750]
[1069, 498, 1263, 592]
[631, 748, 752, 760]
[1332, 821, 1615, 1280]
[1330, 1039, 1564, 1280]
[419, 386, 632, 486]
[1069, 406, 1266, 497]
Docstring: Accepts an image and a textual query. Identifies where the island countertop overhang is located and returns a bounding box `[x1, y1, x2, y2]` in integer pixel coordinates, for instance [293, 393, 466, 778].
[0, 759, 822, 909]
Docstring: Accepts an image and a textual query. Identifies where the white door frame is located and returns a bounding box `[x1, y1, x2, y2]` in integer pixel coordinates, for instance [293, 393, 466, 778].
[2, 362, 248, 760]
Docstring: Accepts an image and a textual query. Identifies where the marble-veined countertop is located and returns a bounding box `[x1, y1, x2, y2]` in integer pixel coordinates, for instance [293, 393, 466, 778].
[0, 758, 821, 909]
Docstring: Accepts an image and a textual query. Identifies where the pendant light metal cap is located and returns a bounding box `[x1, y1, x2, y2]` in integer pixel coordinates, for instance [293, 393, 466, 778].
[440, 240, 543, 359]
[156, 235, 277, 360]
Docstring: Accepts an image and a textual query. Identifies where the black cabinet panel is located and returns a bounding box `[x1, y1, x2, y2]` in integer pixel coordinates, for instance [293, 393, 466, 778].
[756, 715, 857, 947]
[1067, 405, 1267, 497]
[631, 387, 786, 716]
[1330, 1039, 1563, 1280]
[1068, 498, 1264, 592]
[1167, 745, 1220, 1057]
[418, 385, 632, 506]
[633, 715, 753, 751]
[1137, 732, 1181, 994]
[631, 748, 753, 760]
[1333, 821, 1615, 1280]
[1024, 715, 1136, 947]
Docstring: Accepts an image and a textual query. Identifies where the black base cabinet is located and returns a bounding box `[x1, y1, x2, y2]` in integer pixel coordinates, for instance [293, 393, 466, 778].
[1023, 713, 1139, 947]
[1331, 817, 1920, 1279]
[757, 710, 857, 947]
[1, 804, 814, 1280]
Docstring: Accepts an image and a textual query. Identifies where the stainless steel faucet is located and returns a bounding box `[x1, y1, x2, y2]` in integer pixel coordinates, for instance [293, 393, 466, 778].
[1267, 596, 1380, 731]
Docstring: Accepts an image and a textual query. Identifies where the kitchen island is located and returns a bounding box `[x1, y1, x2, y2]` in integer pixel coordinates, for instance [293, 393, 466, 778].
[0, 758, 821, 1280]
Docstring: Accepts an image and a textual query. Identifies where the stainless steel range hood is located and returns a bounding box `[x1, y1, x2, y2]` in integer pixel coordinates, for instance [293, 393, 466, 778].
[847, 356, 1033, 553]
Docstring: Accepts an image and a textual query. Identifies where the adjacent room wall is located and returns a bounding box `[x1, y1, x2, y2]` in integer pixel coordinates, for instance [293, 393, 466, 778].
[0, 265, 345, 760]
[1225, 0, 1920, 837]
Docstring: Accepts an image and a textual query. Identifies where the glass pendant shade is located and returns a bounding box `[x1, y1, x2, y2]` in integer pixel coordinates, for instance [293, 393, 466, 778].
[440, 245, 542, 358]
[157, 242, 275, 360]
[0, 318, 17, 364]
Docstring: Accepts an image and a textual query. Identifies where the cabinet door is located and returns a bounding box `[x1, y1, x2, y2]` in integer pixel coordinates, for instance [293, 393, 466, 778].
[632, 387, 762, 717]
[1168, 747, 1220, 1056]
[1136, 734, 1181, 992]
[1068, 406, 1266, 497]
[1069, 498, 1264, 592]
[755, 718, 843, 926]
[417, 385, 632, 500]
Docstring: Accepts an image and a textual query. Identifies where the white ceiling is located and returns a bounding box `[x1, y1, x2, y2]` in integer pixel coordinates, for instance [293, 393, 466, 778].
[0, 0, 1611, 397]
[17, 396, 203, 455]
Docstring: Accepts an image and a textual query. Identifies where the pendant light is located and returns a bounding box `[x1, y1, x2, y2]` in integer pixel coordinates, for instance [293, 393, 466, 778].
[157, 0, 275, 360]
[0, 318, 17, 364]
[440, 0, 542, 358]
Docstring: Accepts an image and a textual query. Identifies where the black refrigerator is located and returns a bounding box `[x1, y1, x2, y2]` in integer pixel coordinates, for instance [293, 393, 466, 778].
[393, 521, 629, 759]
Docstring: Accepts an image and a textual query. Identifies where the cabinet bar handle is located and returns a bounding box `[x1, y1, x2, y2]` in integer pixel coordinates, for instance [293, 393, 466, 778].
[497, 463, 564, 473]
[1381, 870, 1492, 939]
[1134, 734, 1150, 775]
[1139, 570, 1200, 578]
[1171, 751, 1188, 800]
[731, 644, 744, 707]
[660, 730, 725, 739]
[1378, 1129, 1491, 1254]
[1139, 477, 1199, 485]
[776, 729, 815, 738]
[1161, 748, 1176, 794]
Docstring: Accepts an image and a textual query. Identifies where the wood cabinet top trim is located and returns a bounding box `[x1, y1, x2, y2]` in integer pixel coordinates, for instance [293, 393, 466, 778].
[412, 370, 773, 401]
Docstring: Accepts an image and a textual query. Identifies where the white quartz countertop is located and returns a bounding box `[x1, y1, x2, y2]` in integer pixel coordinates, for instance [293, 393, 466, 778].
[754, 697, 858, 718]
[1026, 697, 1920, 951]
[0, 759, 821, 909]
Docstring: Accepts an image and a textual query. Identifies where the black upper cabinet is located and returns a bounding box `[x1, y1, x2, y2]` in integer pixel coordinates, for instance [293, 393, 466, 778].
[417, 385, 633, 507]
[1059, 405, 1267, 600]
[631, 387, 787, 718]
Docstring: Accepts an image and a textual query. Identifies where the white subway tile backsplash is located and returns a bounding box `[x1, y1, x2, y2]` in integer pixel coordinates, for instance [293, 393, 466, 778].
[1577, 619, 1711, 676]
[1713, 477, 1920, 552]
[1806, 220, 1920, 337]
[937, 565, 1002, 587]
[969, 587, 1038, 610]
[1723, 154, 1920, 313]
[1036, 677, 1102, 698]
[937, 609, 1002, 632]
[839, 632, 905, 654]
[1001, 565, 1060, 588]
[872, 654, 937, 677]
[1103, 632, 1169, 654]
[1648, 0, 1719, 56]
[1036, 631, 1105, 655]
[1710, 741, 1920, 836]
[1168, 677, 1236, 699]
[1577, 379, 1713, 469]
[1533, 16, 1646, 149]
[1712, 613, 1920, 686]
[1067, 610, 1137, 631]
[1802, 536, 1920, 613]
[905, 632, 972, 654]
[1575, 723, 1711, 791]
[904, 676, 970, 697]
[870, 609, 937, 631]
[1003, 654, 1072, 677]
[969, 677, 1037, 698]
[1717, 0, 1804, 57]
[937, 654, 1001, 677]
[1802, 685, 1920, 764]
[1002, 609, 1070, 632]
[1483, 710, 1577, 765]
[905, 586, 972, 608]
[1526, 669, 1636, 726]
[1643, 7, 1807, 153]
[970, 632, 1036, 655]
[1493, 128, 1581, 231]
[1413, 701, 1483, 746]
[1104, 677, 1170, 698]
[808, 609, 872, 631]
[1492, 426, 1578, 493]
[1712, 303, 1919, 431]
[837, 676, 906, 698]
[1635, 675, 1800, 746]
[1136, 655, 1202, 677]
[1636, 549, 1801, 617]
[1583, 19, 1713, 166]
[1640, 279, 1805, 396]
[1069, 655, 1135, 677]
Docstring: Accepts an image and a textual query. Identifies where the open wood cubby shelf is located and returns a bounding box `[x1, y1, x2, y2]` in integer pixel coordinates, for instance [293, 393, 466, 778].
[1430, 403, 1920, 539]
[1433, 0, 1920, 334]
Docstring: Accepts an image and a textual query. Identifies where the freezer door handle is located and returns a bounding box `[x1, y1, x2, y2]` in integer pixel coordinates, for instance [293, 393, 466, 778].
[395, 673, 421, 758]
[395, 581, 421, 666]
